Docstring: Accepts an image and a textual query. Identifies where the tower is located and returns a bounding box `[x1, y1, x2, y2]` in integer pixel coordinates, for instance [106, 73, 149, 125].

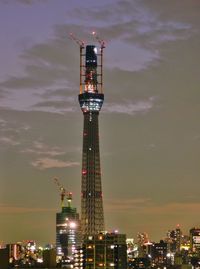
[77, 37, 105, 235]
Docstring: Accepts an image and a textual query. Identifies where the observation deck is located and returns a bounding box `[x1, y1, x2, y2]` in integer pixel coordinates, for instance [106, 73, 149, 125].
[79, 92, 104, 113]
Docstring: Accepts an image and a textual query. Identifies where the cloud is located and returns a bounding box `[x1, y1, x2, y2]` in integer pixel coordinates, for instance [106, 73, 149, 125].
[31, 157, 79, 170]
[105, 198, 200, 218]
[0, 204, 56, 214]
[0, 29, 79, 113]
[0, 0, 193, 114]
[0, 136, 20, 146]
[0, 118, 30, 147]
[105, 40, 160, 72]
[146, 143, 156, 150]
[104, 97, 155, 115]
[1, 25, 77, 86]
[1, 0, 48, 4]
[0, 60, 69, 90]
[36, 88, 75, 99]
[22, 141, 66, 157]
[21, 141, 80, 169]
[105, 198, 151, 212]
[67, 0, 192, 47]
[18, 0, 46, 3]
[144, 202, 200, 216]
[0, 86, 77, 114]
[0, 118, 7, 127]
[32, 98, 77, 113]
[66, 0, 151, 27]
[20, 124, 31, 131]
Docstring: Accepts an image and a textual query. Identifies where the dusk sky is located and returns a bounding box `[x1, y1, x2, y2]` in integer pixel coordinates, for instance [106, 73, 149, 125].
[1, 0, 200, 245]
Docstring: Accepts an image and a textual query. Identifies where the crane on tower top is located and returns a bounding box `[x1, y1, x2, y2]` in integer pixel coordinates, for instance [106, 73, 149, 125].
[53, 177, 72, 208]
[69, 33, 85, 48]
[92, 31, 106, 49]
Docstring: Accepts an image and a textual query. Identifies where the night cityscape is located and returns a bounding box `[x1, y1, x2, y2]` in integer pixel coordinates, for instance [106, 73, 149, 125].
[1, 1, 200, 269]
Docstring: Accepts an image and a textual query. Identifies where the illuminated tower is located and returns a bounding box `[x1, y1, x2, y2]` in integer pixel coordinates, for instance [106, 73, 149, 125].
[77, 36, 105, 235]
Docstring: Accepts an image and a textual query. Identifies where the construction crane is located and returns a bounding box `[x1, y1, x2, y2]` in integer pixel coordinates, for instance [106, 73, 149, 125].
[92, 31, 106, 49]
[69, 32, 85, 48]
[69, 33, 85, 94]
[53, 177, 72, 208]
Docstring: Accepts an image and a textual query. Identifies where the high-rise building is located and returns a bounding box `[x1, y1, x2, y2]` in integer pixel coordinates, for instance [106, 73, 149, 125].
[73, 247, 85, 269]
[137, 232, 149, 257]
[81, 232, 127, 269]
[166, 225, 182, 253]
[7, 243, 22, 262]
[0, 246, 9, 269]
[56, 205, 81, 258]
[150, 240, 168, 266]
[54, 178, 81, 259]
[190, 227, 200, 252]
[43, 248, 57, 268]
[78, 42, 105, 235]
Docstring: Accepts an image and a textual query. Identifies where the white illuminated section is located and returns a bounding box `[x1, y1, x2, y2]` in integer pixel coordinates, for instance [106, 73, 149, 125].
[193, 236, 200, 243]
[30, 245, 36, 251]
[70, 222, 77, 229]
[94, 47, 97, 54]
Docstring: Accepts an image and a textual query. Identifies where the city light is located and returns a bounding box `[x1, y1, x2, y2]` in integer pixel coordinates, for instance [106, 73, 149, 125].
[69, 222, 77, 229]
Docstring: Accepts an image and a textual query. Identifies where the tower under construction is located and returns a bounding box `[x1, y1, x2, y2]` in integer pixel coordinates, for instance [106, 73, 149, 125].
[75, 34, 105, 235]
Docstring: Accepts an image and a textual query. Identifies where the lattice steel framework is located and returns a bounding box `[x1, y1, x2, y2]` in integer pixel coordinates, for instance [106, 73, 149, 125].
[78, 43, 105, 235]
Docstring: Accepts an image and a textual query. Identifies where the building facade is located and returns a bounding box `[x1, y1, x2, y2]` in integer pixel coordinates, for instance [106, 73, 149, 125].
[190, 227, 200, 252]
[0, 247, 9, 269]
[81, 232, 127, 269]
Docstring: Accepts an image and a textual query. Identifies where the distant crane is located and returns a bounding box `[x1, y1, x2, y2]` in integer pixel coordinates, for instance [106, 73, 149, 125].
[53, 177, 72, 208]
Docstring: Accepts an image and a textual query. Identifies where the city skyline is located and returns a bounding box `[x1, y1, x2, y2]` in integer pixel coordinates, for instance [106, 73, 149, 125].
[0, 0, 200, 245]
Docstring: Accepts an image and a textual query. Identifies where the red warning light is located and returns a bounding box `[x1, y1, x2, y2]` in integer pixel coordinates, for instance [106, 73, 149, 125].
[82, 169, 87, 175]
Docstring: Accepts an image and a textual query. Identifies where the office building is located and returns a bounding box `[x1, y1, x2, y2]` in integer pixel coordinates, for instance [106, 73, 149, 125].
[56, 205, 81, 258]
[82, 232, 127, 269]
[190, 227, 200, 252]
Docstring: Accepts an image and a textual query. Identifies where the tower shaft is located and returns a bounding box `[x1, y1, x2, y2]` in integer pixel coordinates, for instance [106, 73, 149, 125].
[81, 111, 104, 235]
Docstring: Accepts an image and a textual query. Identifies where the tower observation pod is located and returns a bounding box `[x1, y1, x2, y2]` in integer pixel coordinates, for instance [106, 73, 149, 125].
[72, 34, 105, 236]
